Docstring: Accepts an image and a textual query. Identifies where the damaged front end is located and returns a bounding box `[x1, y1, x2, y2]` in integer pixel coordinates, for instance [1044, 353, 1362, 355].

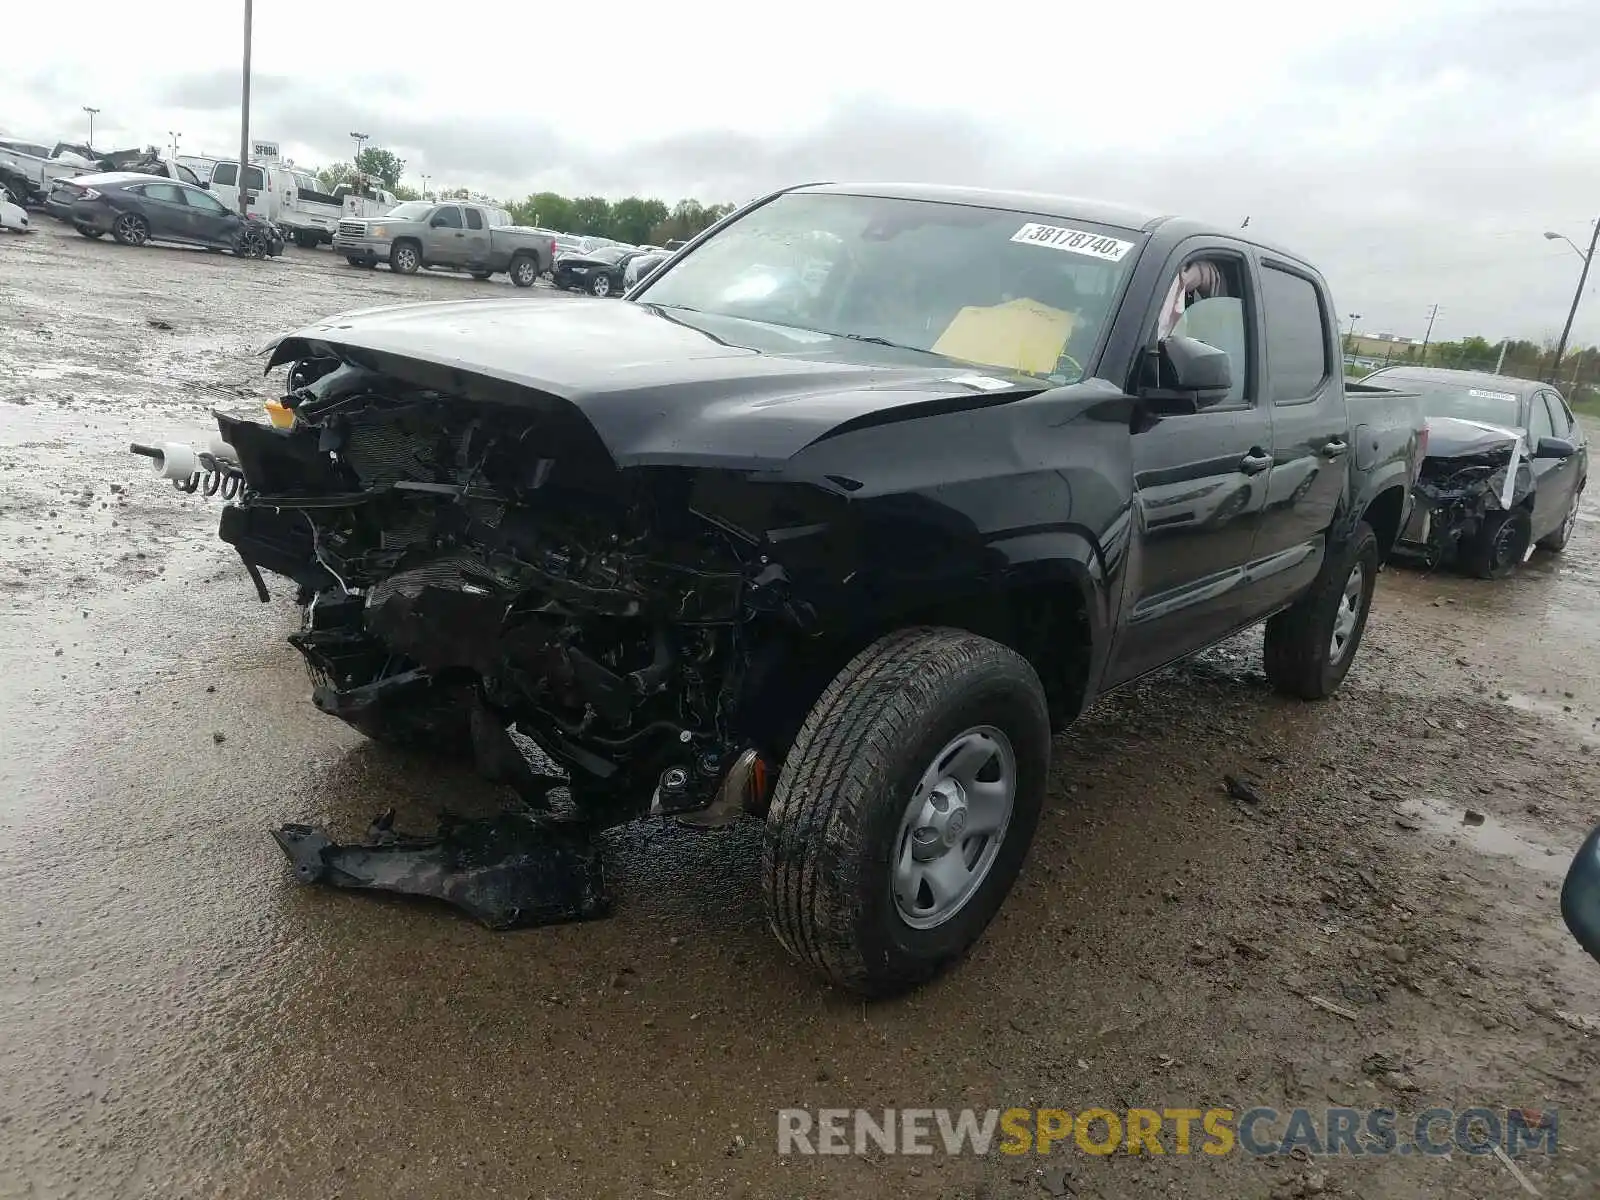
[1393, 419, 1533, 567]
[214, 350, 811, 830]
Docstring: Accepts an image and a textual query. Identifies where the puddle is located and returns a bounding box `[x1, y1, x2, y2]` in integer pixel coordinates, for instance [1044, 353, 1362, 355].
[1394, 796, 1572, 877]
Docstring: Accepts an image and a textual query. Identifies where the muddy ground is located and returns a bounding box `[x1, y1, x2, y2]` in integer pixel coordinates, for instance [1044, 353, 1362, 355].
[2, 223, 1598, 1200]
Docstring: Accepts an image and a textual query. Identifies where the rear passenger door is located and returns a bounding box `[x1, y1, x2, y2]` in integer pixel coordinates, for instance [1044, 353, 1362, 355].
[1249, 259, 1349, 613]
[1106, 238, 1273, 684]
[462, 206, 491, 267]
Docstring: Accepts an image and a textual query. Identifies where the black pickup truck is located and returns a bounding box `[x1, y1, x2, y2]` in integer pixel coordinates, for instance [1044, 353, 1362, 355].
[189, 183, 1425, 995]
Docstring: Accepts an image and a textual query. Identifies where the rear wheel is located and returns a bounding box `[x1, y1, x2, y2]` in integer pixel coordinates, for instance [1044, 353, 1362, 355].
[389, 240, 420, 274]
[1263, 521, 1379, 699]
[589, 274, 612, 297]
[509, 255, 540, 288]
[1538, 487, 1583, 553]
[1465, 509, 1531, 579]
[111, 212, 149, 246]
[293, 230, 319, 249]
[761, 627, 1050, 996]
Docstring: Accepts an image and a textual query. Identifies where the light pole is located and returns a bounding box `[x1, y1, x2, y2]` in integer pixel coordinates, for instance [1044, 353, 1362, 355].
[237, 0, 253, 216]
[1345, 312, 1362, 354]
[350, 132, 369, 164]
[1545, 222, 1599, 384]
[168, 131, 181, 162]
[420, 172, 430, 199]
[82, 106, 100, 149]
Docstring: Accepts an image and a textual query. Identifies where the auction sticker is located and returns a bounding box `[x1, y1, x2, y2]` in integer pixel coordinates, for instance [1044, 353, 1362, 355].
[1011, 223, 1134, 262]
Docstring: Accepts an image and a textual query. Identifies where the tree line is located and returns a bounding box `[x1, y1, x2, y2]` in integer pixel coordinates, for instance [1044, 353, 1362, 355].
[312, 147, 737, 246]
[1349, 332, 1600, 400]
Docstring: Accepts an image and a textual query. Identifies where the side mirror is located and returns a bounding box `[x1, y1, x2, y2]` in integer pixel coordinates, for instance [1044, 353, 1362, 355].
[430, 216, 447, 228]
[1562, 825, 1600, 963]
[1534, 436, 1577, 459]
[1141, 335, 1234, 412]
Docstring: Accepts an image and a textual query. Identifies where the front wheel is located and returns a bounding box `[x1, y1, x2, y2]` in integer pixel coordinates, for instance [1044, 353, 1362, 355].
[509, 255, 540, 288]
[1464, 508, 1531, 579]
[389, 241, 420, 274]
[761, 627, 1050, 996]
[1538, 487, 1583, 553]
[111, 212, 149, 246]
[345, 255, 375, 268]
[1263, 521, 1379, 700]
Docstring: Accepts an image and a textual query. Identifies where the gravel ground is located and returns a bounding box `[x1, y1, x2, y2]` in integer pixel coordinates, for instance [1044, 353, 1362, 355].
[2, 222, 1598, 1200]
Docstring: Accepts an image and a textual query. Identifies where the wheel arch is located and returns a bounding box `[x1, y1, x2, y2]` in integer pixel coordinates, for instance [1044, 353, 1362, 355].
[1358, 484, 1408, 564]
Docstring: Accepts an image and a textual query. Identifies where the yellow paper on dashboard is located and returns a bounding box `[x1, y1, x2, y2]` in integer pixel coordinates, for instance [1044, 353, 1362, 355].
[931, 297, 1077, 375]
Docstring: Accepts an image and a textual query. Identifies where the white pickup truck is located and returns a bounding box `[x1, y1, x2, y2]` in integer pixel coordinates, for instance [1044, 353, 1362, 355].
[205, 160, 348, 248]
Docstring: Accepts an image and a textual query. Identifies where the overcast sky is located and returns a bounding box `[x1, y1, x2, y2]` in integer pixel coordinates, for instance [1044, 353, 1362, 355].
[5, 0, 1597, 348]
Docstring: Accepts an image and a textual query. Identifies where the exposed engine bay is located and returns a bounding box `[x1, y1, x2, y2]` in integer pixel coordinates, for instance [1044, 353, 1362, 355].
[206, 354, 819, 832]
[1396, 424, 1533, 565]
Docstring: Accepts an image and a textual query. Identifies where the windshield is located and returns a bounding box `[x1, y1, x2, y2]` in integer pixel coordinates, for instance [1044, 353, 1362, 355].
[1371, 375, 1524, 428]
[637, 191, 1141, 381]
[383, 201, 434, 221]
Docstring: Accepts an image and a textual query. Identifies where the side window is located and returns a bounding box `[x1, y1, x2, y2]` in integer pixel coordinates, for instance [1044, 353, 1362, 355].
[177, 165, 199, 185]
[243, 166, 265, 191]
[143, 183, 188, 205]
[188, 189, 228, 215]
[1260, 266, 1330, 403]
[212, 162, 237, 187]
[1153, 254, 1252, 407]
[432, 206, 463, 229]
[1543, 392, 1572, 439]
[465, 207, 484, 230]
[1529, 395, 1556, 443]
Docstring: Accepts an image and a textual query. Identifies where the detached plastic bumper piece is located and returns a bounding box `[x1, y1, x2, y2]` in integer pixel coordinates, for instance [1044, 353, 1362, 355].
[272, 808, 611, 929]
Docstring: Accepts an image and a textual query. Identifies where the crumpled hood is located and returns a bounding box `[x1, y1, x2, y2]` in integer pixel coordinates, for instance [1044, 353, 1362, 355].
[1423, 415, 1523, 460]
[262, 297, 1053, 469]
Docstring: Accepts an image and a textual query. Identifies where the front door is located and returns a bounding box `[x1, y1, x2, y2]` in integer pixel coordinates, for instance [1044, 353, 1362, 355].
[1248, 258, 1349, 613]
[1529, 390, 1577, 540]
[424, 204, 465, 265]
[137, 182, 194, 241]
[1106, 240, 1273, 685]
[182, 185, 240, 247]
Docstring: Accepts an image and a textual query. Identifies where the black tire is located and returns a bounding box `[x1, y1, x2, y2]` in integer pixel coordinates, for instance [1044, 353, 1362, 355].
[761, 627, 1051, 996]
[1538, 486, 1583, 553]
[234, 227, 267, 259]
[77, 226, 105, 239]
[293, 230, 319, 249]
[345, 255, 375, 268]
[589, 273, 613, 297]
[470, 270, 494, 281]
[1263, 521, 1379, 700]
[389, 240, 421, 274]
[509, 255, 540, 288]
[1464, 508, 1532, 579]
[110, 212, 149, 247]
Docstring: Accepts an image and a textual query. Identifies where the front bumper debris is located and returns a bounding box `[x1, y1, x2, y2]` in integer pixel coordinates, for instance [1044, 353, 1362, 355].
[273, 808, 611, 929]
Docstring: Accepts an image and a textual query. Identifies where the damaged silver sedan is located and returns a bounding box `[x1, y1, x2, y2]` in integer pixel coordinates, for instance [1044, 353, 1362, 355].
[1370, 367, 1588, 578]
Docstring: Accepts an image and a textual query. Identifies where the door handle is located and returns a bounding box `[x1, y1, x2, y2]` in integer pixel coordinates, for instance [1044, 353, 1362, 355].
[1321, 438, 1349, 458]
[1239, 450, 1273, 475]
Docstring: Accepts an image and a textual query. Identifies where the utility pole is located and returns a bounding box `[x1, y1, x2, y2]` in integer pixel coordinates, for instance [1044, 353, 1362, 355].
[169, 131, 181, 162]
[1495, 338, 1508, 374]
[237, 0, 253, 216]
[82, 106, 99, 149]
[1420, 304, 1440, 362]
[1345, 313, 1362, 354]
[1549, 217, 1599, 384]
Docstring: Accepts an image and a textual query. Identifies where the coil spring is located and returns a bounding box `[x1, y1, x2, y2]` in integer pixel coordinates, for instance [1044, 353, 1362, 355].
[173, 452, 249, 501]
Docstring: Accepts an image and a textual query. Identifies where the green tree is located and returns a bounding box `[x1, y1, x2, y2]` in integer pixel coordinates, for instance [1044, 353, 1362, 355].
[316, 161, 353, 192]
[355, 146, 406, 190]
[569, 195, 613, 236]
[610, 196, 669, 245]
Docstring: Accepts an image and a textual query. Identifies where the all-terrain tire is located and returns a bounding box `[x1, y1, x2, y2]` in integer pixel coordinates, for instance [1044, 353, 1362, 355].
[1464, 508, 1532, 579]
[1263, 521, 1379, 700]
[761, 627, 1051, 996]
[470, 270, 494, 280]
[1538, 486, 1583, 553]
[389, 240, 420, 274]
